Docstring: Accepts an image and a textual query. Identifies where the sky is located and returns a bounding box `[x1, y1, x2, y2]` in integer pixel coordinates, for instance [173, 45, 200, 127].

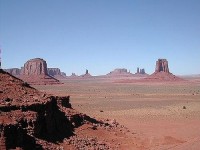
[0, 0, 200, 76]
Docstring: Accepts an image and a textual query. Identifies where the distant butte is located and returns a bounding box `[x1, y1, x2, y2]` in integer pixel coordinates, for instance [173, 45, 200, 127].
[20, 58, 60, 85]
[3, 68, 21, 77]
[48, 68, 67, 79]
[135, 67, 148, 76]
[107, 68, 134, 77]
[80, 69, 92, 78]
[69, 73, 78, 78]
[146, 59, 184, 81]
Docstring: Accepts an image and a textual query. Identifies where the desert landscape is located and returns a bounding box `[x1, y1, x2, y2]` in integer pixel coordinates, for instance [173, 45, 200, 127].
[34, 74, 200, 149]
[1, 57, 200, 149]
[1, 1, 200, 149]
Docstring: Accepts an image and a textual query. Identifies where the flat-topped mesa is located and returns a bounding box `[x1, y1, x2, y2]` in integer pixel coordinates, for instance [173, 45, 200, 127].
[47, 68, 67, 79]
[111, 68, 128, 74]
[4, 68, 21, 76]
[107, 68, 134, 77]
[155, 59, 169, 73]
[22, 58, 48, 75]
[48, 68, 61, 76]
[20, 58, 60, 85]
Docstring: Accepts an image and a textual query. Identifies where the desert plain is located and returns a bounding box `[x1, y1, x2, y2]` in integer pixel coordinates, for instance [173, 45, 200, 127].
[33, 76, 200, 150]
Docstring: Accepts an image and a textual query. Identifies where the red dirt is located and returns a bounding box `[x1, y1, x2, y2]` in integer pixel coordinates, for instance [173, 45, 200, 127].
[0, 69, 139, 149]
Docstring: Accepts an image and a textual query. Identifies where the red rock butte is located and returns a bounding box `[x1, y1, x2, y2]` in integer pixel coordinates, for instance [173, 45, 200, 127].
[20, 58, 60, 85]
[22, 58, 48, 75]
[146, 59, 184, 81]
[155, 59, 169, 73]
[80, 69, 92, 78]
[47, 68, 67, 79]
[107, 68, 133, 77]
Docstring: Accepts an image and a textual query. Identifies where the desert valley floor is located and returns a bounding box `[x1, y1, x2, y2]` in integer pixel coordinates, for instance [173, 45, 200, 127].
[33, 76, 200, 150]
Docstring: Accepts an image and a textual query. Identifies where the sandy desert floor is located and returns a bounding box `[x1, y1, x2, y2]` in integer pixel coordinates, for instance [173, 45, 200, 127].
[34, 77, 200, 150]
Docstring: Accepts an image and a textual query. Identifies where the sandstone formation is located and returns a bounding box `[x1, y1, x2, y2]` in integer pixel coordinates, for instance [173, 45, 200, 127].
[140, 69, 145, 74]
[48, 68, 61, 76]
[0, 69, 131, 149]
[69, 73, 78, 78]
[61, 72, 66, 77]
[80, 69, 92, 78]
[137, 67, 139, 74]
[86, 69, 89, 74]
[47, 68, 67, 79]
[20, 58, 60, 85]
[146, 59, 183, 81]
[4, 68, 21, 77]
[22, 58, 48, 75]
[107, 68, 134, 77]
[111, 68, 128, 74]
[155, 59, 169, 73]
[135, 67, 146, 75]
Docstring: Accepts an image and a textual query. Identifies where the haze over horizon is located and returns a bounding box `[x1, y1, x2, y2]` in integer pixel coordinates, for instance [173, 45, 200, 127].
[0, 0, 200, 76]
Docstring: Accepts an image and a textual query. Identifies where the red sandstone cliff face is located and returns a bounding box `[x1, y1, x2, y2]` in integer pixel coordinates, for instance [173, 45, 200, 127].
[20, 58, 60, 85]
[0, 69, 131, 149]
[22, 58, 48, 75]
[107, 68, 134, 77]
[146, 59, 183, 81]
[155, 59, 169, 73]
[48, 68, 61, 76]
[47, 68, 67, 79]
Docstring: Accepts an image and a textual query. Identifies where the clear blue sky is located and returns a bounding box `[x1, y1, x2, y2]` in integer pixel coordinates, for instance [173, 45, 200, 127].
[0, 0, 200, 75]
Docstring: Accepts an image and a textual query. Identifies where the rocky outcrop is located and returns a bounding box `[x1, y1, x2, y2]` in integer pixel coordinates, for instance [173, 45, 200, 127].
[61, 72, 66, 77]
[155, 59, 169, 73]
[80, 69, 92, 78]
[0, 69, 132, 149]
[86, 69, 89, 74]
[69, 73, 78, 78]
[137, 67, 139, 74]
[4, 68, 21, 76]
[20, 58, 60, 85]
[146, 59, 183, 81]
[22, 58, 48, 75]
[110, 68, 128, 74]
[135, 67, 146, 74]
[140, 69, 145, 74]
[47, 68, 67, 79]
[0, 69, 85, 149]
[107, 68, 134, 77]
[48, 68, 61, 76]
